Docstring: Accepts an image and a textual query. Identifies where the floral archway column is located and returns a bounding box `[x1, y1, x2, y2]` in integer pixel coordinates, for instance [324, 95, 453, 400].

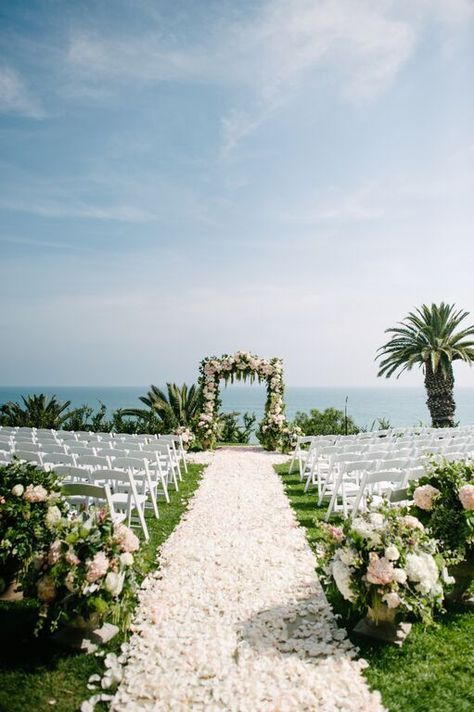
[196, 351, 300, 452]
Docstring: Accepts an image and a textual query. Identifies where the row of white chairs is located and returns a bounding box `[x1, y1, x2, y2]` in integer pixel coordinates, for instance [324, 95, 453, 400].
[0, 427, 190, 541]
[289, 428, 474, 520]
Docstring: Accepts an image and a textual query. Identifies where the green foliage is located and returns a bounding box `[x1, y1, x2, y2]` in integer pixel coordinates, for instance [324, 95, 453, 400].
[0, 394, 80, 429]
[372, 417, 392, 431]
[0, 462, 67, 594]
[62, 402, 110, 432]
[293, 407, 361, 436]
[409, 459, 474, 560]
[217, 411, 256, 444]
[123, 383, 201, 430]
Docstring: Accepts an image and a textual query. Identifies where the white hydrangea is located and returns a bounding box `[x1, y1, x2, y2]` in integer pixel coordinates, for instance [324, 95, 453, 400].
[337, 546, 357, 566]
[351, 518, 381, 546]
[331, 558, 354, 602]
[405, 552, 440, 595]
[384, 545, 400, 561]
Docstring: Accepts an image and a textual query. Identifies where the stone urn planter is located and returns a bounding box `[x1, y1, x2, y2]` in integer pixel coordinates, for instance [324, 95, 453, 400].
[446, 550, 474, 607]
[0, 579, 23, 601]
[52, 612, 119, 652]
[353, 601, 412, 646]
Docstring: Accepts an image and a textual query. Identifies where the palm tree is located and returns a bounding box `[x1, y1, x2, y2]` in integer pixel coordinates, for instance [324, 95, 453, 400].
[376, 303, 474, 427]
[123, 383, 201, 430]
[0, 393, 78, 429]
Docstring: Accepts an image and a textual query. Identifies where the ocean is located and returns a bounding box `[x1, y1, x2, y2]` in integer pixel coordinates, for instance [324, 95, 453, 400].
[1, 385, 474, 430]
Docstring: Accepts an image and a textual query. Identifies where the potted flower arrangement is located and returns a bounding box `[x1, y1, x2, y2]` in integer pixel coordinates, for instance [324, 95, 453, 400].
[317, 502, 446, 644]
[0, 461, 67, 598]
[25, 508, 140, 646]
[409, 459, 474, 605]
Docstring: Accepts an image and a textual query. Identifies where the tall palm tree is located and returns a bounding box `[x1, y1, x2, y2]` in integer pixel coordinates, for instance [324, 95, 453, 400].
[376, 303, 474, 427]
[123, 383, 201, 430]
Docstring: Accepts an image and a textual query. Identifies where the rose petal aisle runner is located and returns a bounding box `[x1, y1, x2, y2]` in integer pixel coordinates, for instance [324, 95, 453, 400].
[112, 448, 384, 712]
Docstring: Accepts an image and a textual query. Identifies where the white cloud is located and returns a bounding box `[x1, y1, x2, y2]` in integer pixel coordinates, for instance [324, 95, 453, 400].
[0, 66, 44, 118]
[63, 0, 474, 154]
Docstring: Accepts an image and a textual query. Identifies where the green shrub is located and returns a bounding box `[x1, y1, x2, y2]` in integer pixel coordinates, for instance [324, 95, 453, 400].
[293, 407, 361, 436]
[218, 411, 256, 443]
[0, 462, 68, 593]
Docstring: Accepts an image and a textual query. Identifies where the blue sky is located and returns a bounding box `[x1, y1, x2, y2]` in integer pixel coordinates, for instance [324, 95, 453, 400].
[1, 0, 474, 387]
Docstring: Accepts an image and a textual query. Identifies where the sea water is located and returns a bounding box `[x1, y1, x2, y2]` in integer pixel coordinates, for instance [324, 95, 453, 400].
[1, 385, 474, 429]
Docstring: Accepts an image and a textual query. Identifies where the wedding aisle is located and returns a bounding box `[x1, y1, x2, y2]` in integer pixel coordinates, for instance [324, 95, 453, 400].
[112, 448, 384, 712]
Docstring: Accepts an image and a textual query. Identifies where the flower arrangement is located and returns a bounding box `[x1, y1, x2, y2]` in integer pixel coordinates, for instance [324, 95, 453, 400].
[26, 509, 140, 634]
[174, 426, 195, 450]
[317, 502, 446, 626]
[0, 461, 68, 594]
[196, 351, 296, 451]
[408, 459, 474, 604]
[408, 459, 474, 562]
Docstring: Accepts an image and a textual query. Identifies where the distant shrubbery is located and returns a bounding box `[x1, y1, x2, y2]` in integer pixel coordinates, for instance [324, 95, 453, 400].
[218, 411, 256, 444]
[0, 390, 259, 445]
[293, 407, 361, 436]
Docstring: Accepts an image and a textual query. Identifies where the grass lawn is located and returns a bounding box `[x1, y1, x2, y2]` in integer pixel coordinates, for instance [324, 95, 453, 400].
[0, 463, 204, 712]
[275, 463, 474, 712]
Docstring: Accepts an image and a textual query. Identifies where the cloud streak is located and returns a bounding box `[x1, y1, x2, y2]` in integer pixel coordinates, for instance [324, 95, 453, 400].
[0, 66, 44, 118]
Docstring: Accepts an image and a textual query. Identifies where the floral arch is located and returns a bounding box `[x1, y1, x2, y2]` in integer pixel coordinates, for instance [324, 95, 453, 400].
[196, 351, 298, 451]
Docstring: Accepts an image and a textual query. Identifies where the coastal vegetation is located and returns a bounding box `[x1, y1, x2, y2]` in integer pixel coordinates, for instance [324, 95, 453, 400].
[377, 303, 474, 428]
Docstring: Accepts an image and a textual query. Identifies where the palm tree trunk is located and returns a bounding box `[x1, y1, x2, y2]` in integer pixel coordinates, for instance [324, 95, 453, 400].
[424, 361, 456, 427]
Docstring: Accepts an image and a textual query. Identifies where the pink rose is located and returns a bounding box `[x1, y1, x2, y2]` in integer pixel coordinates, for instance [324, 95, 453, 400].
[114, 523, 140, 552]
[23, 484, 48, 503]
[85, 551, 109, 582]
[37, 576, 56, 602]
[47, 540, 63, 566]
[402, 515, 425, 530]
[459, 484, 474, 511]
[65, 549, 80, 566]
[413, 484, 440, 511]
[366, 553, 395, 585]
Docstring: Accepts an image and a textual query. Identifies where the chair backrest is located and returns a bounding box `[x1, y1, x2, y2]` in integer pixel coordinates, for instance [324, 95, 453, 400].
[112, 456, 147, 471]
[52, 465, 92, 482]
[376, 458, 410, 470]
[343, 459, 377, 474]
[13, 450, 44, 465]
[42, 452, 76, 466]
[62, 481, 114, 509]
[65, 445, 94, 457]
[75, 454, 111, 468]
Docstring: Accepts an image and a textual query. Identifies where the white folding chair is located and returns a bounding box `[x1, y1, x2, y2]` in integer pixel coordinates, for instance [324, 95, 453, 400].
[88, 468, 149, 540]
[325, 459, 377, 520]
[112, 456, 160, 519]
[351, 469, 406, 515]
[62, 482, 127, 526]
